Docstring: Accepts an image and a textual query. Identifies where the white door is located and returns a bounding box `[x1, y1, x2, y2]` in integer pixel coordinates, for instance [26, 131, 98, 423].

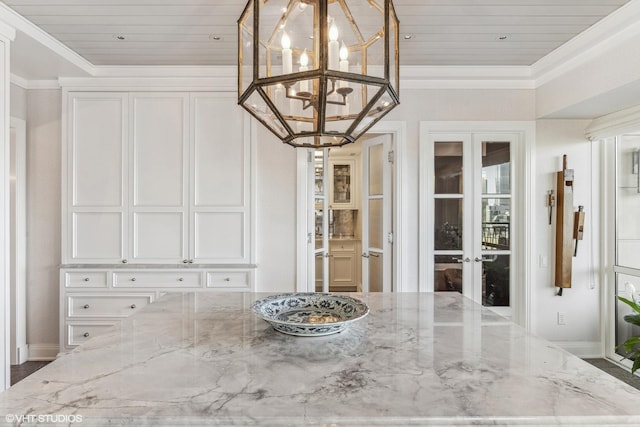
[310, 148, 330, 292]
[67, 93, 129, 263]
[362, 134, 393, 292]
[130, 93, 188, 263]
[190, 93, 251, 263]
[425, 132, 515, 316]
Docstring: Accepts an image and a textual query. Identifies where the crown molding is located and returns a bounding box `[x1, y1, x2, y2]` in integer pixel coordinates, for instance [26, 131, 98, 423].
[401, 66, 534, 89]
[10, 74, 59, 90]
[585, 104, 640, 141]
[532, 0, 640, 86]
[0, 18, 16, 41]
[58, 76, 237, 91]
[0, 3, 94, 75]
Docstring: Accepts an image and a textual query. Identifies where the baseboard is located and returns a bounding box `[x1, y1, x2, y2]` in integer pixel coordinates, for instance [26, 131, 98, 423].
[553, 340, 603, 358]
[27, 344, 59, 361]
[12, 344, 29, 365]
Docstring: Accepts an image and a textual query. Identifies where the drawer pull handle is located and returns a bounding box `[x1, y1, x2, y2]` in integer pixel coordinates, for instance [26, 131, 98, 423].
[131, 278, 136, 282]
[130, 304, 137, 309]
[83, 304, 90, 309]
[178, 278, 184, 282]
[83, 277, 90, 282]
[224, 277, 231, 282]
[83, 332, 90, 338]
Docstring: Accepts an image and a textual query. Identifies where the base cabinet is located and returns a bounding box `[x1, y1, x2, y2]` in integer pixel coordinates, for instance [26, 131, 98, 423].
[59, 267, 255, 352]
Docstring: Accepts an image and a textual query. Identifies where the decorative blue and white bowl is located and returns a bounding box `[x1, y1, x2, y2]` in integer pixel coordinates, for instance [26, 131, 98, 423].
[251, 293, 369, 336]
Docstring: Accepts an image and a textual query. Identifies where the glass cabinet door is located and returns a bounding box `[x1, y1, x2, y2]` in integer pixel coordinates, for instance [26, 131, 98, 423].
[329, 158, 357, 209]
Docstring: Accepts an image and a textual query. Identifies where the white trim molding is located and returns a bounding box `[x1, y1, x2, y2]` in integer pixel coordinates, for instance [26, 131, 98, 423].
[553, 341, 604, 359]
[28, 344, 59, 361]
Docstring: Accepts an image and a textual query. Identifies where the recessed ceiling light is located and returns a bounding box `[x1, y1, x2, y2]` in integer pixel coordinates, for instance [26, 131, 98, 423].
[209, 35, 223, 41]
[113, 35, 126, 41]
[403, 34, 414, 40]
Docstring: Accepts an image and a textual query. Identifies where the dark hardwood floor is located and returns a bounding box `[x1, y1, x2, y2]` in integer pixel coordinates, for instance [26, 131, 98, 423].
[11, 361, 51, 386]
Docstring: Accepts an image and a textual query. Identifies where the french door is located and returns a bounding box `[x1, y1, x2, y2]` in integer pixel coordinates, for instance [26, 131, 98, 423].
[423, 132, 516, 317]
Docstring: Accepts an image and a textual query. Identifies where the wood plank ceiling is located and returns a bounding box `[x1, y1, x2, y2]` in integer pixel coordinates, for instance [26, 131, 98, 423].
[2, 0, 632, 67]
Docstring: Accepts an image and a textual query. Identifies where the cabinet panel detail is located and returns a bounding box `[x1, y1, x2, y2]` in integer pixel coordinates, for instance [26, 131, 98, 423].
[71, 96, 126, 207]
[68, 294, 153, 318]
[65, 271, 108, 288]
[192, 96, 245, 207]
[206, 271, 250, 289]
[73, 212, 123, 260]
[132, 95, 186, 207]
[67, 322, 118, 346]
[113, 271, 201, 288]
[194, 212, 245, 260]
[132, 212, 185, 261]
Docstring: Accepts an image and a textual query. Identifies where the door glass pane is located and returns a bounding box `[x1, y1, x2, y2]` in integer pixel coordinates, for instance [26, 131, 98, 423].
[616, 135, 640, 269]
[434, 255, 462, 292]
[482, 142, 510, 194]
[369, 143, 384, 196]
[482, 198, 510, 250]
[615, 273, 640, 359]
[482, 255, 509, 307]
[314, 150, 325, 197]
[315, 253, 324, 292]
[369, 199, 383, 248]
[434, 141, 463, 194]
[434, 198, 462, 250]
[369, 252, 382, 292]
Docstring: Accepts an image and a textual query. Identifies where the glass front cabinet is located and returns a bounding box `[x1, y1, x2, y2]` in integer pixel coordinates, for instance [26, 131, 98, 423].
[329, 158, 357, 209]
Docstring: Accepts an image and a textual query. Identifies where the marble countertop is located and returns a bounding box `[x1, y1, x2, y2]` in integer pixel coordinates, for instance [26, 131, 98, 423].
[59, 264, 258, 269]
[2, 292, 640, 426]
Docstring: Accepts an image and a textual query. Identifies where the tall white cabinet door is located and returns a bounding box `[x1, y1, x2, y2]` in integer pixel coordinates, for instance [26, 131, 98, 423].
[129, 93, 189, 263]
[65, 93, 129, 263]
[190, 93, 251, 263]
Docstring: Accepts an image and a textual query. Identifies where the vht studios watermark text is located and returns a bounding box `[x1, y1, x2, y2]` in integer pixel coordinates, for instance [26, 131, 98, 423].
[5, 414, 83, 423]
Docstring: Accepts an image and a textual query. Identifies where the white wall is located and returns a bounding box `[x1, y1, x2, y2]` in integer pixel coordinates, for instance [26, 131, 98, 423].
[533, 119, 601, 356]
[25, 89, 61, 357]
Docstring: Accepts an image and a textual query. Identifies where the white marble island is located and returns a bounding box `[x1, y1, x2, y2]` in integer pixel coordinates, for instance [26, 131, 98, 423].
[2, 292, 640, 426]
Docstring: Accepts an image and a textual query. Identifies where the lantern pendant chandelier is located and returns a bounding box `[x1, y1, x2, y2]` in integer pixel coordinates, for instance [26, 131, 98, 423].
[238, 0, 400, 148]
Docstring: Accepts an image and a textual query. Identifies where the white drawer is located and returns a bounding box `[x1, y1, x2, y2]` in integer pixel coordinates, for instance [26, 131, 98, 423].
[67, 321, 118, 346]
[206, 271, 251, 289]
[64, 271, 108, 288]
[68, 294, 153, 318]
[330, 241, 356, 252]
[112, 271, 201, 288]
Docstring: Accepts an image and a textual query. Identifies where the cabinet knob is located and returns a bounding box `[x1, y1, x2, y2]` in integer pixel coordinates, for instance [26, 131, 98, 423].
[83, 332, 90, 338]
[83, 304, 90, 309]
[130, 278, 136, 282]
[83, 277, 90, 282]
[188, 259, 194, 264]
[178, 277, 184, 282]
[130, 304, 137, 309]
[122, 259, 128, 264]
[183, 259, 188, 264]
[224, 277, 231, 282]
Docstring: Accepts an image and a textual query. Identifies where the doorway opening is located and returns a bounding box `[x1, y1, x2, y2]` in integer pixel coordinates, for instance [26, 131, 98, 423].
[297, 122, 405, 294]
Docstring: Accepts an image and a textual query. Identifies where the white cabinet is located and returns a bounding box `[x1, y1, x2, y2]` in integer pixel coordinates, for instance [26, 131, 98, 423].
[63, 91, 253, 265]
[329, 157, 357, 209]
[59, 267, 255, 352]
[130, 93, 189, 263]
[65, 93, 128, 263]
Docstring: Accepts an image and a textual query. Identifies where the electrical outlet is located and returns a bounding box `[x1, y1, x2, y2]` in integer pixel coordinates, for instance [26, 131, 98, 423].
[557, 312, 566, 325]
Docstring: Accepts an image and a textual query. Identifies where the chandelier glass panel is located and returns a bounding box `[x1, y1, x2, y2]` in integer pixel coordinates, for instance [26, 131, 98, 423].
[238, 0, 399, 147]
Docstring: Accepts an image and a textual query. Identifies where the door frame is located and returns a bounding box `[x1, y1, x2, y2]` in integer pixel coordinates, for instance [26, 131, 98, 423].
[419, 121, 535, 328]
[296, 121, 408, 292]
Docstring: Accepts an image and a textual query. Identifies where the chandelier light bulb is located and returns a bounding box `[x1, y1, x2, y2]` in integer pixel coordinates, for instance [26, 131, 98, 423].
[281, 32, 291, 49]
[339, 42, 348, 61]
[300, 49, 309, 67]
[329, 22, 339, 42]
